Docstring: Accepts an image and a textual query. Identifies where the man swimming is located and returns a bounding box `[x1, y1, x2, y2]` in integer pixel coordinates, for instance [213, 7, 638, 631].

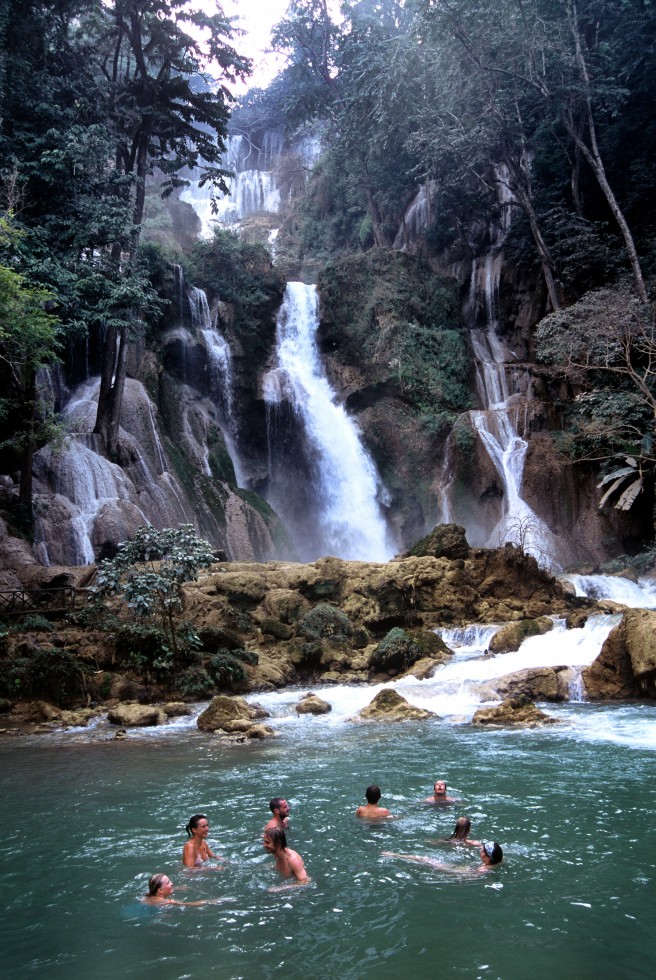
[423, 779, 459, 804]
[263, 827, 309, 885]
[264, 797, 290, 832]
[356, 784, 391, 819]
[382, 841, 503, 875]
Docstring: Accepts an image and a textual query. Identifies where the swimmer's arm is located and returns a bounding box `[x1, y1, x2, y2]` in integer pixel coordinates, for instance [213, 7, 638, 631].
[205, 844, 220, 860]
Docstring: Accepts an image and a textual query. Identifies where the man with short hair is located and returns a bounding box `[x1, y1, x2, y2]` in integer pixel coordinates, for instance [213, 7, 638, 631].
[356, 784, 391, 819]
[263, 827, 309, 885]
[265, 797, 290, 832]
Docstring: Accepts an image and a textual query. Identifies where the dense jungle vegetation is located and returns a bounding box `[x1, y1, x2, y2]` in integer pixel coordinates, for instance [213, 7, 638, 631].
[1, 0, 656, 542]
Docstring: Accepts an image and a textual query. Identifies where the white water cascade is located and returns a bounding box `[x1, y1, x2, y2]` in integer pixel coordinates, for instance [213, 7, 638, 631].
[248, 613, 623, 728]
[180, 135, 282, 237]
[447, 166, 562, 568]
[187, 286, 245, 486]
[263, 282, 394, 562]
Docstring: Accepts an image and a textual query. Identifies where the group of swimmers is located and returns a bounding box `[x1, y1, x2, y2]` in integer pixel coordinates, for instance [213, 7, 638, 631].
[144, 778, 503, 904]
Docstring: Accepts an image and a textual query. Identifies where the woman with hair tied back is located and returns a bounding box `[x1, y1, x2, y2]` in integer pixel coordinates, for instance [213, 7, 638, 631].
[144, 873, 209, 906]
[182, 813, 221, 868]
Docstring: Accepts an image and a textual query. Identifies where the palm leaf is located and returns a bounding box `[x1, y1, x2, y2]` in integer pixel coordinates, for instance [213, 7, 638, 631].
[597, 466, 637, 489]
[598, 476, 629, 509]
[616, 477, 643, 511]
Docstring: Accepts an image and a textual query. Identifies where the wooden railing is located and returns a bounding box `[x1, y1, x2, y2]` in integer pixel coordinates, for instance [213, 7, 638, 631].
[0, 587, 93, 617]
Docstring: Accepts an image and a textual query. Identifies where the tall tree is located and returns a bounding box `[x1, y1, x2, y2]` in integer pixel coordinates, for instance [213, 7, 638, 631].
[91, 0, 251, 457]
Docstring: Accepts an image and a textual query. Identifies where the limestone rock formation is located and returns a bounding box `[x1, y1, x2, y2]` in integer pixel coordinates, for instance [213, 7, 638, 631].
[356, 687, 436, 722]
[295, 692, 332, 715]
[472, 694, 558, 727]
[197, 694, 257, 731]
[488, 617, 554, 654]
[583, 609, 656, 699]
[489, 666, 574, 702]
[408, 523, 470, 560]
[107, 703, 168, 726]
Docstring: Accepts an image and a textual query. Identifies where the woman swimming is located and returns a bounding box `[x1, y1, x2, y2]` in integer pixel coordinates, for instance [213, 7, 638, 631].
[383, 841, 503, 875]
[447, 816, 480, 847]
[144, 873, 209, 906]
[182, 813, 220, 868]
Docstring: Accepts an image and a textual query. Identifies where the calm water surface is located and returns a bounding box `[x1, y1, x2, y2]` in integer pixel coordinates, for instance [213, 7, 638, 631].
[1, 703, 655, 979]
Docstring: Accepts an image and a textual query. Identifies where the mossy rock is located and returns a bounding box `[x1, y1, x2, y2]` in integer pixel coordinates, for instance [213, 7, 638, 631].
[196, 625, 245, 651]
[370, 627, 424, 673]
[408, 523, 470, 560]
[356, 687, 436, 722]
[296, 603, 353, 643]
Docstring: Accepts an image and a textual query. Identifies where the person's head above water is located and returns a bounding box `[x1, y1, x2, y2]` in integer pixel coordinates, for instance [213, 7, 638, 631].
[450, 816, 471, 841]
[148, 873, 173, 897]
[185, 813, 208, 838]
[365, 784, 382, 804]
[263, 826, 287, 852]
[434, 780, 447, 796]
[480, 841, 503, 866]
[269, 797, 290, 817]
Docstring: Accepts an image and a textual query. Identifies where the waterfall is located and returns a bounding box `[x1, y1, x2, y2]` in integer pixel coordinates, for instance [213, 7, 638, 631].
[187, 286, 244, 486]
[263, 282, 394, 562]
[441, 167, 560, 568]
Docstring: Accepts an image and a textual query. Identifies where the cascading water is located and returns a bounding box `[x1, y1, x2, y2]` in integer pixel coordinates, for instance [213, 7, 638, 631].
[263, 282, 394, 562]
[187, 285, 244, 486]
[445, 169, 561, 567]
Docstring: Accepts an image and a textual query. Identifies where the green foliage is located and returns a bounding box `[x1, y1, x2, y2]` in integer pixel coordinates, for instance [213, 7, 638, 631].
[112, 622, 174, 680]
[185, 230, 284, 373]
[94, 525, 214, 662]
[175, 666, 215, 698]
[0, 647, 90, 706]
[296, 604, 353, 643]
[16, 615, 53, 633]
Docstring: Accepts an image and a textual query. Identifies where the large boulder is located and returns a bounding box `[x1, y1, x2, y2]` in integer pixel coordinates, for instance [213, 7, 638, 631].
[356, 687, 436, 722]
[107, 703, 168, 726]
[490, 666, 574, 702]
[408, 524, 470, 560]
[472, 694, 558, 727]
[583, 609, 656, 700]
[295, 692, 332, 715]
[488, 617, 554, 654]
[196, 694, 259, 732]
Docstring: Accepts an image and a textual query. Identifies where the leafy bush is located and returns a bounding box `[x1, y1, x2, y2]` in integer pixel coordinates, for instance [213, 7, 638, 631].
[0, 648, 90, 706]
[175, 666, 215, 698]
[17, 615, 53, 633]
[94, 525, 214, 663]
[296, 604, 353, 643]
[207, 647, 259, 688]
[112, 623, 174, 681]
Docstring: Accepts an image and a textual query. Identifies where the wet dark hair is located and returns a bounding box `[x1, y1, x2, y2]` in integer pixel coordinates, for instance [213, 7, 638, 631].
[269, 797, 285, 814]
[450, 817, 471, 841]
[264, 826, 287, 850]
[185, 813, 207, 838]
[148, 873, 167, 896]
[365, 784, 382, 804]
[482, 841, 503, 865]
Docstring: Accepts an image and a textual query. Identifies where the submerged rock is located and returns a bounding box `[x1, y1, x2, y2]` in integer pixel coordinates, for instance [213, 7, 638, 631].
[355, 687, 436, 722]
[472, 694, 558, 727]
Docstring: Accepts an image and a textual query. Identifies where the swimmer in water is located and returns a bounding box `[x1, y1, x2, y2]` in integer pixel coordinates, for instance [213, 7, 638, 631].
[263, 827, 310, 887]
[423, 779, 459, 804]
[356, 784, 392, 819]
[144, 873, 210, 906]
[445, 816, 480, 847]
[383, 841, 503, 874]
[264, 797, 290, 833]
[182, 813, 221, 868]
